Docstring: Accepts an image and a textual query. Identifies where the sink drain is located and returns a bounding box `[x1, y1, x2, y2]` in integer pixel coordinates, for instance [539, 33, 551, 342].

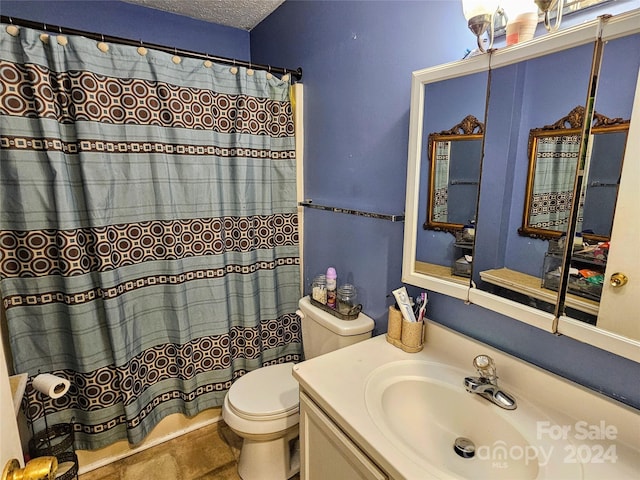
[453, 437, 475, 458]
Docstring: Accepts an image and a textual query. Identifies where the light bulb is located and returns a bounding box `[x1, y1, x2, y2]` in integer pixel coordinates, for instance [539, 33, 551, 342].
[462, 0, 500, 20]
[461, 0, 500, 52]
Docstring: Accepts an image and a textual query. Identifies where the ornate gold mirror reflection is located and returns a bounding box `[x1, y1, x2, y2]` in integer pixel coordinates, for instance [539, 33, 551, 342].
[424, 115, 484, 234]
[519, 106, 629, 243]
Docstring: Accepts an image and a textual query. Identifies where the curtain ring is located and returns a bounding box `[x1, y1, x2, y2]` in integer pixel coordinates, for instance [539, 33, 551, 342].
[97, 34, 109, 53]
[6, 17, 20, 36]
[230, 58, 238, 75]
[247, 61, 254, 76]
[39, 24, 50, 43]
[57, 26, 68, 45]
[204, 53, 212, 69]
[172, 47, 181, 64]
[266, 65, 273, 80]
[137, 39, 148, 56]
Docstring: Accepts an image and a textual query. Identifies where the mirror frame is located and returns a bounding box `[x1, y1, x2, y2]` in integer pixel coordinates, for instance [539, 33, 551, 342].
[424, 115, 484, 234]
[519, 105, 629, 243]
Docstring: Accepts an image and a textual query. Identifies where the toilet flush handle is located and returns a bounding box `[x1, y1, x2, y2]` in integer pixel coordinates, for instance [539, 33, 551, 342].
[296, 309, 305, 319]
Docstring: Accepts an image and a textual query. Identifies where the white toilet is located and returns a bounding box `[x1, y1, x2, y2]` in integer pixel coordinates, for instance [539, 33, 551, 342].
[221, 295, 375, 480]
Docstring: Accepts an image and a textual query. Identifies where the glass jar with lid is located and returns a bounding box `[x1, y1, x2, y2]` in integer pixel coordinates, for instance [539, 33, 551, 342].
[337, 284, 357, 315]
[311, 274, 327, 304]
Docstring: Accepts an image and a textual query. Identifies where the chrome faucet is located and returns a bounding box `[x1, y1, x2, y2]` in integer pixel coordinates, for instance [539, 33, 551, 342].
[464, 355, 517, 410]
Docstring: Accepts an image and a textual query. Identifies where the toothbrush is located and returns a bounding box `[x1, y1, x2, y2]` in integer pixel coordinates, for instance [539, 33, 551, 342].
[418, 292, 427, 322]
[413, 295, 422, 316]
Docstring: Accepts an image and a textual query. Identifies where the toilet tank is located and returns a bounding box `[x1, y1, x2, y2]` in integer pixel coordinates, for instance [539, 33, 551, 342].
[298, 296, 375, 359]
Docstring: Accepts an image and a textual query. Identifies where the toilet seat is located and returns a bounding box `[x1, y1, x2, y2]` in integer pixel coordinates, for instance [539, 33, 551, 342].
[227, 363, 299, 421]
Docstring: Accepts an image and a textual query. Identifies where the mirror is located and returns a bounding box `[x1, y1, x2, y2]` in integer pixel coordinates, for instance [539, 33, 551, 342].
[520, 106, 629, 243]
[424, 115, 483, 233]
[402, 55, 490, 298]
[556, 27, 640, 353]
[470, 38, 598, 326]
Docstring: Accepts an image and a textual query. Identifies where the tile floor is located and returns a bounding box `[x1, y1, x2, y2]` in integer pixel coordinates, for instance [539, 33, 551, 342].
[78, 421, 276, 480]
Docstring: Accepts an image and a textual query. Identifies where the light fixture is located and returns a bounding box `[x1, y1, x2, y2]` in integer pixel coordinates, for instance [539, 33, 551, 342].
[534, 0, 564, 32]
[462, 0, 500, 52]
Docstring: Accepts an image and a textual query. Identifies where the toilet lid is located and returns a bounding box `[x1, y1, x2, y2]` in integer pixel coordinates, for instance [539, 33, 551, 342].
[227, 363, 299, 420]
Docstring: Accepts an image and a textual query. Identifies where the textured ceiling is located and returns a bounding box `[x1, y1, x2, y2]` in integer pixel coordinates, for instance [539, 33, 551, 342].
[123, 0, 285, 31]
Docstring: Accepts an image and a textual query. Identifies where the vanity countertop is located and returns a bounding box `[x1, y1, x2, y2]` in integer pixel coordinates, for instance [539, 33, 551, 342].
[293, 320, 640, 479]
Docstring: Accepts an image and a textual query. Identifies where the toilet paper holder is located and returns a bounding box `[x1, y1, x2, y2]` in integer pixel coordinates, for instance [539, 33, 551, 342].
[26, 373, 79, 480]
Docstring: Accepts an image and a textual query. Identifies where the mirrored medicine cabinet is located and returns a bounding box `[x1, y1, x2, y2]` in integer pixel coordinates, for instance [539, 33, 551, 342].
[402, 10, 640, 362]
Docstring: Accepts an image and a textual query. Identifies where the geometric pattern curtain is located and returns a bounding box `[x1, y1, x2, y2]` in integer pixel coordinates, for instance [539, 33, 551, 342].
[432, 140, 450, 222]
[529, 134, 581, 231]
[0, 25, 301, 450]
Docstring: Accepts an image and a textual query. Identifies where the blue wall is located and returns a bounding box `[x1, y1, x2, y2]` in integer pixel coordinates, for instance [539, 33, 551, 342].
[252, 1, 640, 409]
[251, 0, 473, 331]
[2, 0, 639, 409]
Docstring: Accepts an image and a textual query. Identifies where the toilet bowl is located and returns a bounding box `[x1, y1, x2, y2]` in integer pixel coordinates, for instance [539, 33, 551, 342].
[223, 362, 300, 479]
[221, 296, 375, 480]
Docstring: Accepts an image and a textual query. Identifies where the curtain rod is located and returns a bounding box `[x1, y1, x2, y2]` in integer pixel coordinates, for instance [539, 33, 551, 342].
[1, 15, 303, 81]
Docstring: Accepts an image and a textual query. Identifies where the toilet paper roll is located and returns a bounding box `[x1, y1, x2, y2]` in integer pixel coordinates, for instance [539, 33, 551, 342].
[32, 373, 70, 399]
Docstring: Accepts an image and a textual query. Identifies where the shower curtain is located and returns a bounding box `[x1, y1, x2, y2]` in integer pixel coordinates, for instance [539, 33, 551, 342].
[0, 25, 301, 450]
[432, 140, 450, 222]
[530, 134, 583, 230]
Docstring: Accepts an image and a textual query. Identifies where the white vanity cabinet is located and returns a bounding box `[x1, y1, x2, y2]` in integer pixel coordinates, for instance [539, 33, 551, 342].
[294, 327, 640, 480]
[299, 391, 387, 480]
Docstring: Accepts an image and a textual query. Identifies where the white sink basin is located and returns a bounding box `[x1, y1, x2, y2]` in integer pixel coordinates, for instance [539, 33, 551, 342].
[365, 360, 582, 479]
